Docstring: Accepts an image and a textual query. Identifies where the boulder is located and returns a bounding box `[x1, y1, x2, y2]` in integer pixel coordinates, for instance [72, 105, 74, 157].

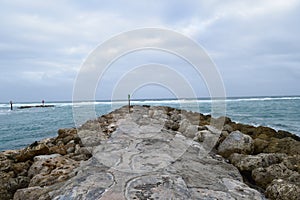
[194, 129, 220, 151]
[0, 171, 14, 200]
[15, 143, 50, 162]
[277, 130, 300, 141]
[178, 118, 190, 133]
[222, 178, 265, 199]
[13, 186, 51, 200]
[253, 138, 269, 154]
[57, 128, 77, 139]
[252, 163, 300, 189]
[77, 130, 106, 147]
[28, 156, 79, 187]
[282, 155, 300, 173]
[8, 176, 30, 195]
[165, 119, 180, 131]
[265, 179, 300, 200]
[230, 123, 257, 136]
[229, 153, 285, 172]
[0, 153, 13, 172]
[254, 126, 277, 138]
[33, 154, 61, 162]
[214, 130, 229, 149]
[223, 124, 233, 133]
[49, 144, 67, 155]
[218, 131, 254, 158]
[183, 124, 199, 138]
[11, 161, 32, 176]
[263, 137, 300, 155]
[194, 130, 211, 142]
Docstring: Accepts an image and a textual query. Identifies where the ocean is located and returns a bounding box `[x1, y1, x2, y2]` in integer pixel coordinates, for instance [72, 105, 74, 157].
[0, 96, 299, 151]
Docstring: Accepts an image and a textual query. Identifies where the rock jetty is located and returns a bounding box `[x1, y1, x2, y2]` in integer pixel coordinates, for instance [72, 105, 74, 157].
[19, 105, 55, 109]
[0, 105, 299, 199]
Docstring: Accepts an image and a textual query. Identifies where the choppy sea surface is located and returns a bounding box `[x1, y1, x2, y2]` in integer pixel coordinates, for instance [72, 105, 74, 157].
[0, 96, 299, 151]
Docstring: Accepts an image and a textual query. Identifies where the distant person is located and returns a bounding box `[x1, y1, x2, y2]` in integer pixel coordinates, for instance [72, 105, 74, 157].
[10, 101, 13, 110]
[42, 100, 45, 106]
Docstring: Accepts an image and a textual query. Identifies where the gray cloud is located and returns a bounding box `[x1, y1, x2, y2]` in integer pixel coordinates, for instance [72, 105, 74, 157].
[0, 0, 299, 102]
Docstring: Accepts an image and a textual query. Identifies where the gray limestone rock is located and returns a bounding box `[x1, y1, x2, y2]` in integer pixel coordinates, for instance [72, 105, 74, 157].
[218, 131, 254, 158]
[14, 186, 51, 200]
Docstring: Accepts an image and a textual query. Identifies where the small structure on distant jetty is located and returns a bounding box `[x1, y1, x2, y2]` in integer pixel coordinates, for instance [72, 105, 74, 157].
[10, 101, 13, 110]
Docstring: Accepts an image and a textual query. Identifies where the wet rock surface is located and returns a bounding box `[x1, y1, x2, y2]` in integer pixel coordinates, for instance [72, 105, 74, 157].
[1, 105, 299, 199]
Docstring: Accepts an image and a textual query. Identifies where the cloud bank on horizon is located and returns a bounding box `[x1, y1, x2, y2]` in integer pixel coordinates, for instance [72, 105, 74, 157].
[0, 0, 299, 102]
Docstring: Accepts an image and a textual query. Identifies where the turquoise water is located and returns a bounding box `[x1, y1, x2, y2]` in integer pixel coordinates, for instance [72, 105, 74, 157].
[0, 96, 299, 151]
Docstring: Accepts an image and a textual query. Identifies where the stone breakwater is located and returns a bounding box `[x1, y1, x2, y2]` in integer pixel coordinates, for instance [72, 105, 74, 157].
[0, 105, 299, 200]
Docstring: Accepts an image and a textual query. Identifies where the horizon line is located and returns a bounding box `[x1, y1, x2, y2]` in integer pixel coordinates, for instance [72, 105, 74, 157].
[1, 94, 300, 104]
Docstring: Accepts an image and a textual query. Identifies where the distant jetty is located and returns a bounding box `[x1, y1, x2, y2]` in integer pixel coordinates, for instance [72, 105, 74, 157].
[18, 105, 55, 109]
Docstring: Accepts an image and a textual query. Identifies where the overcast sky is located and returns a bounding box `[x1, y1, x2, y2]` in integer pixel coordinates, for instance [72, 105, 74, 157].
[0, 0, 299, 102]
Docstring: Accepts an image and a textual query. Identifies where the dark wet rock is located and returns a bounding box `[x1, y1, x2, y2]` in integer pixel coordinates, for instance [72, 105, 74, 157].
[230, 122, 300, 142]
[277, 130, 300, 141]
[218, 131, 254, 158]
[263, 137, 300, 155]
[253, 138, 269, 154]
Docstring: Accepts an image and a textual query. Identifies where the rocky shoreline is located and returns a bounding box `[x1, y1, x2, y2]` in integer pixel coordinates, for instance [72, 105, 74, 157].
[1, 105, 299, 199]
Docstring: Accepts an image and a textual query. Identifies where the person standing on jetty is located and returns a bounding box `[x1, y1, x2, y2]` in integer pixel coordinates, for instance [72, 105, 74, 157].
[42, 100, 45, 106]
[10, 100, 13, 110]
